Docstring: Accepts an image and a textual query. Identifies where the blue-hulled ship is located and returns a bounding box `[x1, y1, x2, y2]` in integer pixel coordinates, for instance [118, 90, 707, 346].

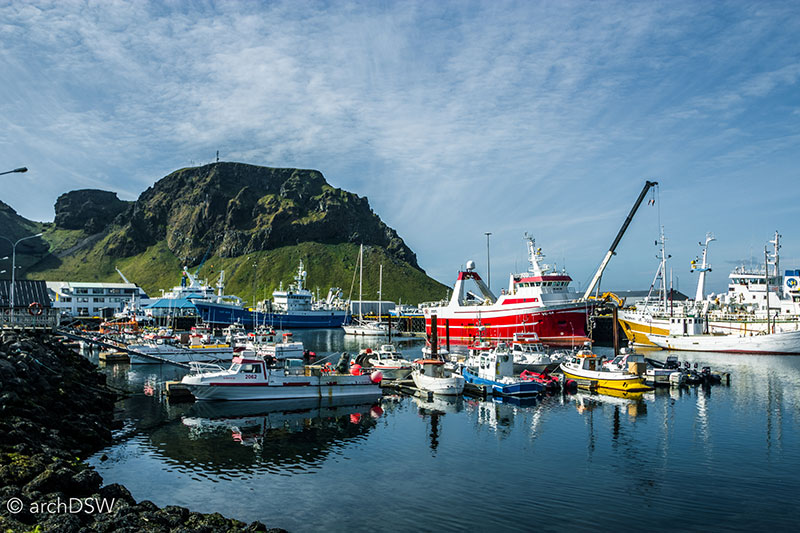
[193, 260, 350, 329]
[462, 343, 545, 397]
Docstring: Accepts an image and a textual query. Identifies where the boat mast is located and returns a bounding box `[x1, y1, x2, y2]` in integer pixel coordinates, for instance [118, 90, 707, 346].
[770, 230, 781, 278]
[378, 263, 383, 324]
[691, 233, 715, 302]
[660, 227, 668, 312]
[358, 244, 363, 322]
[765, 246, 771, 334]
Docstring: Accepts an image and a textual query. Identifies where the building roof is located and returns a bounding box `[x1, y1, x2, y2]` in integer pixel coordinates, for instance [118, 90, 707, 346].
[0, 280, 53, 308]
[143, 298, 198, 309]
[46, 281, 143, 289]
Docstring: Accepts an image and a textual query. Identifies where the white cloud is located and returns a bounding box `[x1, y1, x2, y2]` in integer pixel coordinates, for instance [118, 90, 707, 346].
[1, 0, 799, 293]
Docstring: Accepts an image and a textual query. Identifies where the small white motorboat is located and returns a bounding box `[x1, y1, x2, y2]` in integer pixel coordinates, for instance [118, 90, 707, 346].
[255, 332, 304, 360]
[510, 333, 566, 373]
[181, 353, 382, 401]
[411, 359, 465, 396]
[367, 345, 413, 380]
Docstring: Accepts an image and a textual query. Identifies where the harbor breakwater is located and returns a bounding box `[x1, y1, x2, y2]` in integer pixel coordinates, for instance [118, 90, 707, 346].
[0, 332, 282, 532]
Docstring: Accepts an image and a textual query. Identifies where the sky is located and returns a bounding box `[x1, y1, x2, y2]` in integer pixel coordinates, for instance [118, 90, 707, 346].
[1, 0, 799, 296]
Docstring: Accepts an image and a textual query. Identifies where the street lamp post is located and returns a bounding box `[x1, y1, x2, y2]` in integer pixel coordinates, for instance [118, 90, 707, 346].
[0, 167, 28, 176]
[0, 233, 43, 312]
[485, 232, 492, 290]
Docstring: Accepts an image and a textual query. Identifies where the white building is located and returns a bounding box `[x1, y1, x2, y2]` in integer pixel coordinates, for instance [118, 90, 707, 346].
[46, 281, 149, 317]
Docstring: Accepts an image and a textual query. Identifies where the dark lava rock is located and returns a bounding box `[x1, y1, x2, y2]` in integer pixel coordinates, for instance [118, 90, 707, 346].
[105, 161, 419, 269]
[0, 333, 287, 532]
[54, 189, 131, 233]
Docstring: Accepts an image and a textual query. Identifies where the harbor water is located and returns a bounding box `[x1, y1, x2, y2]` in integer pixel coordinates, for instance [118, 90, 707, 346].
[87, 330, 800, 532]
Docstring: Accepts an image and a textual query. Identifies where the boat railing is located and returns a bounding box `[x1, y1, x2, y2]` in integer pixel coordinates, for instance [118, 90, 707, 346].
[187, 361, 227, 375]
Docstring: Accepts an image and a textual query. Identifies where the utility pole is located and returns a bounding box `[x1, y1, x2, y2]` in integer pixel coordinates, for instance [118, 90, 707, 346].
[485, 232, 492, 290]
[252, 260, 258, 307]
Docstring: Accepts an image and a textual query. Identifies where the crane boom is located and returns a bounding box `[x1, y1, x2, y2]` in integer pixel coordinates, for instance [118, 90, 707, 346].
[582, 180, 658, 301]
[115, 267, 131, 284]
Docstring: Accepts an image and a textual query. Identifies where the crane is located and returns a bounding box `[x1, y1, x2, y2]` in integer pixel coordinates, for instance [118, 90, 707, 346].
[582, 180, 659, 301]
[115, 267, 131, 284]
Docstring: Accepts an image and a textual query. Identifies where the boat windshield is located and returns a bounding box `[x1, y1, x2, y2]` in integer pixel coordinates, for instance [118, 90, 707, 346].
[229, 363, 241, 372]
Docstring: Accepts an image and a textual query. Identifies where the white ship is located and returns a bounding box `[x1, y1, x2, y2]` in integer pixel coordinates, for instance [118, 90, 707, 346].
[619, 230, 800, 354]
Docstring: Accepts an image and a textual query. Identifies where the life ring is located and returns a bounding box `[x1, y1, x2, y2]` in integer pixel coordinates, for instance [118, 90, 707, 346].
[28, 302, 43, 316]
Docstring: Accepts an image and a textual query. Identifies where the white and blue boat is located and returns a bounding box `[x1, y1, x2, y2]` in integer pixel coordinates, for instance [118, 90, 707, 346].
[192, 260, 350, 329]
[462, 343, 545, 397]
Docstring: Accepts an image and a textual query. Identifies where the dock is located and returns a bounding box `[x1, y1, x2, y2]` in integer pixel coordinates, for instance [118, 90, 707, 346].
[55, 329, 191, 367]
[380, 379, 439, 401]
[165, 380, 195, 402]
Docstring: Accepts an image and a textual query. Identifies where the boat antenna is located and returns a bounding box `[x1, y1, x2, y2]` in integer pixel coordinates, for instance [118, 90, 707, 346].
[345, 245, 360, 320]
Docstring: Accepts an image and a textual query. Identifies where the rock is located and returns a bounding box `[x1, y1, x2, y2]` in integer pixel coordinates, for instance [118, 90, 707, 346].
[54, 189, 131, 233]
[104, 162, 420, 268]
[0, 332, 281, 532]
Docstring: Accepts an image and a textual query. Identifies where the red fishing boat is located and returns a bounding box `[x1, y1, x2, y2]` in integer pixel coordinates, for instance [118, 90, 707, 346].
[423, 235, 593, 347]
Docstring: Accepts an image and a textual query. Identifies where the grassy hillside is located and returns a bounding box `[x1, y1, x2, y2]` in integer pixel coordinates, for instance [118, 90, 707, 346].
[9, 162, 449, 304]
[29, 228, 448, 305]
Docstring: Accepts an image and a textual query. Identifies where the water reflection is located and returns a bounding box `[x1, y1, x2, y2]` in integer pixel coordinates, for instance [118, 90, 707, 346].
[143, 396, 383, 477]
[84, 335, 800, 531]
[412, 395, 464, 454]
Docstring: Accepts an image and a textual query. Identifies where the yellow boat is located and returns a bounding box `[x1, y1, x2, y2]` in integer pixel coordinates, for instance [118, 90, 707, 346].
[559, 347, 652, 392]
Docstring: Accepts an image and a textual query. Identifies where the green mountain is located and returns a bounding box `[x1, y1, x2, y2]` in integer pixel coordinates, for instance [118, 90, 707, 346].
[2, 162, 448, 304]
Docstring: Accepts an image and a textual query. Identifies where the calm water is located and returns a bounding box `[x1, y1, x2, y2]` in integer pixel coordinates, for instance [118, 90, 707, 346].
[87, 331, 800, 532]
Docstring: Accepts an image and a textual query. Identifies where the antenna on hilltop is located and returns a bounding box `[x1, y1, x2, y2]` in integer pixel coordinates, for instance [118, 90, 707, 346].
[216, 150, 219, 163]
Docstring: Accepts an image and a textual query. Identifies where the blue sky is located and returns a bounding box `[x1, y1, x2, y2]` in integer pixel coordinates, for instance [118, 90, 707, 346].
[1, 0, 799, 296]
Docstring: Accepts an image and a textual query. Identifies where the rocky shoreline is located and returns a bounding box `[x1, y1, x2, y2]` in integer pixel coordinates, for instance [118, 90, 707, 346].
[0, 332, 283, 532]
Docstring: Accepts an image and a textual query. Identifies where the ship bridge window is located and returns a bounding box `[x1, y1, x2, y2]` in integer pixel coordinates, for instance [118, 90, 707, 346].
[241, 364, 261, 374]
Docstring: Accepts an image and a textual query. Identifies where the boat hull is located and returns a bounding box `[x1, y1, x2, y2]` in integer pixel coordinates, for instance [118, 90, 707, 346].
[184, 374, 382, 401]
[512, 361, 560, 374]
[649, 330, 800, 355]
[559, 365, 652, 392]
[369, 366, 412, 380]
[342, 324, 388, 336]
[461, 368, 543, 397]
[424, 302, 591, 346]
[619, 308, 800, 348]
[411, 371, 465, 395]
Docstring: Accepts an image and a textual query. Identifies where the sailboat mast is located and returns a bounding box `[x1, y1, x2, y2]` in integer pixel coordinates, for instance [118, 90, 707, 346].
[358, 244, 363, 321]
[659, 227, 668, 311]
[378, 263, 383, 322]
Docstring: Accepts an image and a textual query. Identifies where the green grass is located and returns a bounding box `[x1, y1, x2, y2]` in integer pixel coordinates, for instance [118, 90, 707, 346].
[26, 238, 448, 305]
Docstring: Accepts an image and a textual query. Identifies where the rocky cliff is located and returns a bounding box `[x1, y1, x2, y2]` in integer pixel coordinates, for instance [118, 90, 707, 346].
[104, 163, 419, 269]
[5, 162, 447, 303]
[54, 189, 131, 234]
